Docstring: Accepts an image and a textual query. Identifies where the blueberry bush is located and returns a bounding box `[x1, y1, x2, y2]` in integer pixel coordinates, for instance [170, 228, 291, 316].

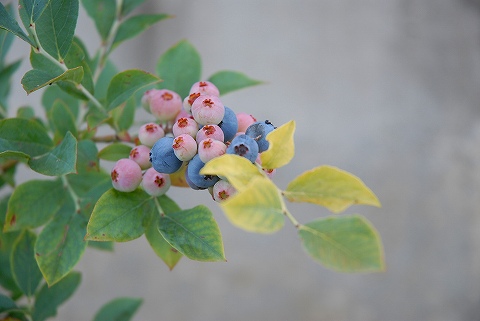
[0, 1, 385, 320]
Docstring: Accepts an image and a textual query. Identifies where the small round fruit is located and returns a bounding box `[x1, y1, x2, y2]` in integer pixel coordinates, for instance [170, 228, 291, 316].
[189, 80, 220, 97]
[196, 124, 224, 143]
[142, 168, 171, 196]
[191, 95, 225, 125]
[245, 120, 275, 153]
[111, 158, 142, 192]
[212, 180, 237, 202]
[144, 89, 182, 121]
[226, 134, 259, 163]
[186, 154, 219, 189]
[172, 134, 198, 161]
[236, 113, 257, 132]
[198, 138, 226, 163]
[129, 145, 152, 170]
[172, 117, 199, 138]
[218, 106, 238, 142]
[138, 123, 165, 147]
[150, 136, 183, 174]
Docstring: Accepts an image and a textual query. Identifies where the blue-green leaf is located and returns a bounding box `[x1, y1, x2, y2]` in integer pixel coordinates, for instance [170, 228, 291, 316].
[0, 3, 35, 46]
[208, 70, 263, 96]
[81, 0, 116, 41]
[93, 297, 143, 321]
[35, 0, 79, 61]
[21, 67, 84, 95]
[23, 0, 51, 23]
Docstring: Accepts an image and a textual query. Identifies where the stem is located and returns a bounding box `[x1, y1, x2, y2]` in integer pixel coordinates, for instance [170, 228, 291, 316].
[61, 175, 81, 213]
[93, 0, 124, 82]
[29, 24, 104, 110]
[154, 197, 164, 216]
[283, 208, 301, 229]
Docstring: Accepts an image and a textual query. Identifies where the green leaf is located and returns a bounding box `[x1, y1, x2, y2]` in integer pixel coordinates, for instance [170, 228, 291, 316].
[32, 271, 81, 321]
[208, 70, 263, 96]
[86, 189, 153, 242]
[200, 154, 263, 192]
[10, 230, 43, 296]
[35, 0, 79, 61]
[98, 143, 132, 161]
[284, 165, 381, 213]
[106, 69, 160, 111]
[48, 100, 78, 139]
[112, 14, 171, 50]
[61, 41, 95, 95]
[93, 297, 143, 321]
[156, 39, 201, 98]
[81, 0, 116, 41]
[0, 118, 53, 157]
[21, 66, 84, 94]
[0, 3, 35, 46]
[42, 85, 79, 119]
[23, 0, 51, 23]
[0, 4, 15, 63]
[88, 240, 114, 251]
[0, 293, 17, 313]
[29, 131, 77, 176]
[0, 59, 22, 100]
[4, 179, 66, 231]
[94, 59, 117, 100]
[111, 97, 135, 131]
[144, 195, 182, 270]
[260, 120, 295, 169]
[220, 176, 285, 234]
[158, 205, 225, 262]
[0, 150, 31, 163]
[16, 106, 36, 119]
[299, 215, 385, 272]
[75, 139, 99, 173]
[35, 196, 88, 286]
[121, 0, 146, 16]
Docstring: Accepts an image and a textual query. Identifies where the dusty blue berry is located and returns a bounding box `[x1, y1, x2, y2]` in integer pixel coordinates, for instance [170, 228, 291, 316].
[186, 154, 219, 189]
[226, 134, 259, 163]
[218, 106, 238, 142]
[245, 120, 275, 152]
[150, 136, 183, 174]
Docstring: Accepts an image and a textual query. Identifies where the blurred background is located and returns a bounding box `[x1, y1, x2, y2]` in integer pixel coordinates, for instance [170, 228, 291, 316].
[5, 0, 480, 320]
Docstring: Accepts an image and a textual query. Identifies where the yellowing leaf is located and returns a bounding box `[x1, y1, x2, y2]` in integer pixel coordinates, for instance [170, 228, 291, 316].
[284, 165, 380, 213]
[299, 215, 385, 272]
[200, 154, 263, 191]
[260, 120, 295, 169]
[220, 176, 284, 234]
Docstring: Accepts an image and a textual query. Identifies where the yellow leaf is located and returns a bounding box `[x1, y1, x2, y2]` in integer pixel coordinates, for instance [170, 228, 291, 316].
[260, 120, 295, 169]
[284, 165, 381, 213]
[200, 154, 263, 191]
[220, 176, 285, 234]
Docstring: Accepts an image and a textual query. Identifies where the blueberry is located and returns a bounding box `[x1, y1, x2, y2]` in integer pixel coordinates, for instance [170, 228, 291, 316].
[218, 106, 238, 142]
[226, 134, 259, 163]
[111, 158, 142, 192]
[186, 154, 219, 189]
[150, 136, 183, 174]
[245, 120, 275, 152]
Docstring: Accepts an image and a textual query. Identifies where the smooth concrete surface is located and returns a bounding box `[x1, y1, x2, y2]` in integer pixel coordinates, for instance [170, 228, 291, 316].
[4, 1, 480, 320]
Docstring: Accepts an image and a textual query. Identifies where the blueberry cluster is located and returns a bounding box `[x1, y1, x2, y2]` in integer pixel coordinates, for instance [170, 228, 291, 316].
[110, 81, 276, 202]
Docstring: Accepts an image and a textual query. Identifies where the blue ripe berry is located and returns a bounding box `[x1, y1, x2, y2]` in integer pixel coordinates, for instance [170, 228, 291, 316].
[218, 106, 238, 142]
[245, 120, 275, 153]
[226, 134, 259, 163]
[150, 136, 183, 174]
[186, 154, 219, 189]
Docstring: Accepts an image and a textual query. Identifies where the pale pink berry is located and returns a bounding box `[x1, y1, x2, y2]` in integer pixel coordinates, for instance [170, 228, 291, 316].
[129, 145, 151, 170]
[198, 138, 226, 163]
[175, 109, 194, 122]
[172, 117, 199, 138]
[142, 168, 171, 196]
[213, 180, 236, 202]
[172, 134, 197, 161]
[196, 125, 224, 144]
[183, 93, 201, 113]
[138, 123, 165, 147]
[144, 89, 182, 121]
[111, 158, 143, 192]
[236, 113, 257, 132]
[191, 95, 225, 125]
[189, 81, 220, 97]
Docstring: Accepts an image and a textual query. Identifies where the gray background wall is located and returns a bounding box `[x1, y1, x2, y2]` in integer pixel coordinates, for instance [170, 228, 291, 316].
[5, 0, 480, 320]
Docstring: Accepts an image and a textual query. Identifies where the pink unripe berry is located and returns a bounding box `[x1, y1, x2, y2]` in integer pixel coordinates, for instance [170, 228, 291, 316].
[129, 145, 151, 170]
[138, 123, 165, 147]
[172, 134, 197, 161]
[183, 93, 200, 113]
[191, 95, 225, 125]
[196, 125, 224, 143]
[172, 117, 199, 138]
[198, 138, 226, 163]
[144, 89, 182, 121]
[236, 113, 257, 132]
[175, 109, 194, 122]
[213, 179, 236, 202]
[189, 81, 220, 97]
[142, 168, 171, 196]
[111, 158, 143, 192]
